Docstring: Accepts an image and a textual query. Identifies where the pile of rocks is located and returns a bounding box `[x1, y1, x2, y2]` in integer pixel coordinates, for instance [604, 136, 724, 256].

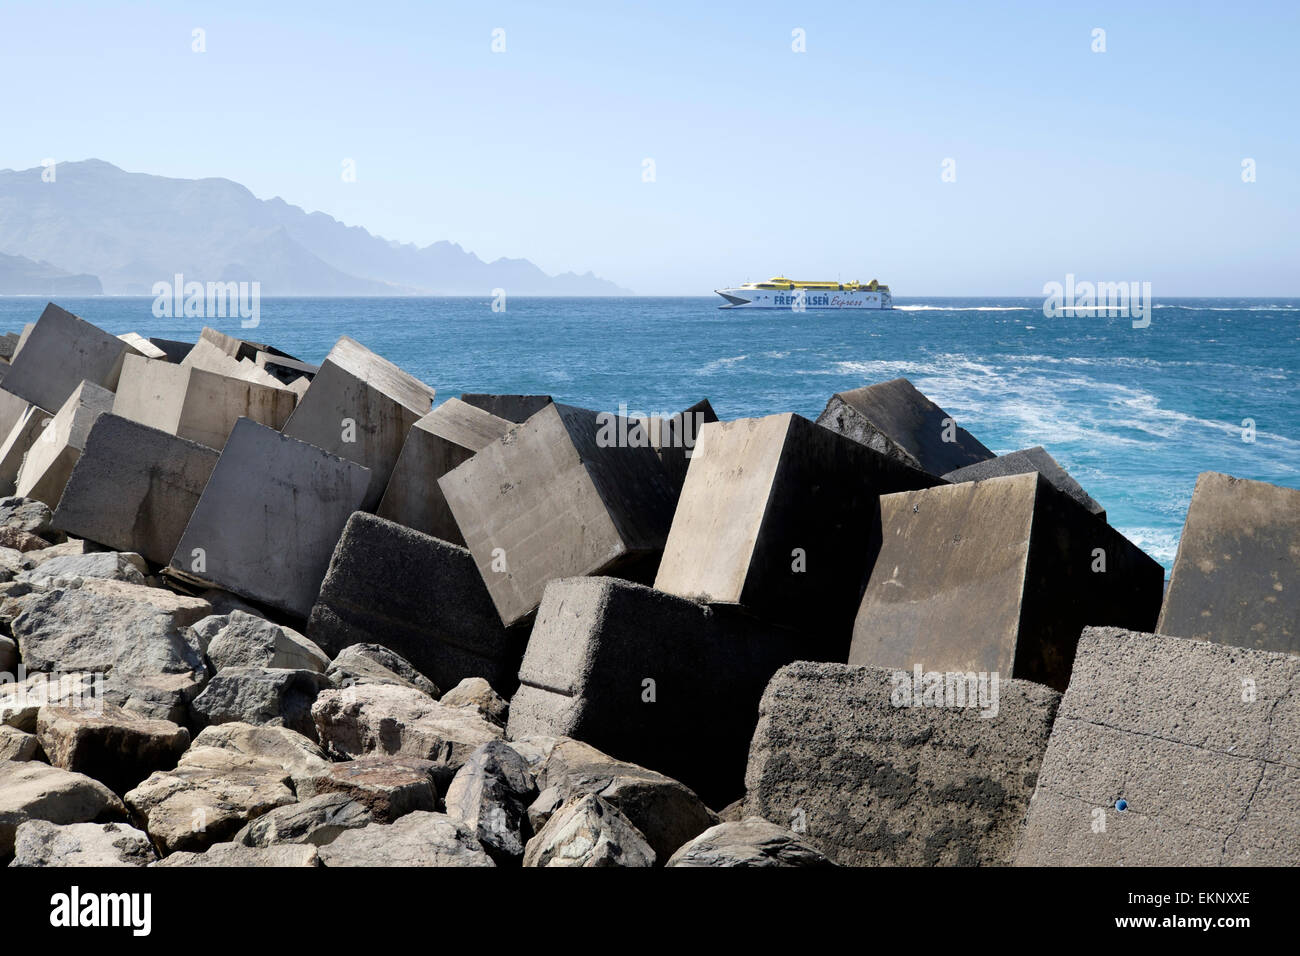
[0, 302, 1295, 867]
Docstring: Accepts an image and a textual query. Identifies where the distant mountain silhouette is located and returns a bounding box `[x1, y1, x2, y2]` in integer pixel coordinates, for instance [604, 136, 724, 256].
[0, 251, 102, 295]
[0, 159, 630, 295]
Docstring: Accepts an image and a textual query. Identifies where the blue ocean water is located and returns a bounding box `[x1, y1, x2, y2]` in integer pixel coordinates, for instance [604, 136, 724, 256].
[2, 295, 1296, 570]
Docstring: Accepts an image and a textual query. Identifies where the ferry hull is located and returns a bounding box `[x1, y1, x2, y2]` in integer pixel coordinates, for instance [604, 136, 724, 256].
[715, 288, 891, 310]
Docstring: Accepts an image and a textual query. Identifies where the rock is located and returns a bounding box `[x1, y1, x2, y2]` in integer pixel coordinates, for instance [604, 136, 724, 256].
[297, 756, 438, 823]
[21, 538, 93, 567]
[325, 643, 440, 697]
[0, 634, 14, 672]
[317, 811, 495, 867]
[744, 661, 1061, 866]
[440, 677, 508, 727]
[665, 818, 835, 867]
[0, 526, 49, 552]
[204, 611, 330, 673]
[516, 735, 716, 862]
[191, 667, 332, 741]
[233, 792, 373, 848]
[716, 799, 744, 823]
[124, 746, 297, 853]
[312, 682, 503, 787]
[0, 496, 53, 536]
[307, 513, 528, 697]
[1015, 626, 1300, 866]
[16, 551, 148, 587]
[36, 702, 190, 794]
[444, 740, 537, 863]
[522, 794, 655, 867]
[0, 672, 103, 732]
[0, 725, 40, 761]
[153, 842, 319, 867]
[187, 722, 330, 787]
[0, 761, 126, 856]
[943, 445, 1106, 519]
[9, 820, 156, 867]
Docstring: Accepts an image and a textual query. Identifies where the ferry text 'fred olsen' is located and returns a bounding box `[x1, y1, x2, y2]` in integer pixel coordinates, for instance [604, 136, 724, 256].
[714, 276, 892, 310]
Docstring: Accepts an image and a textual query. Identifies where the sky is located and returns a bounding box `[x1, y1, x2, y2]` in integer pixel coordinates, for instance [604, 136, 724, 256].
[1, 0, 1297, 295]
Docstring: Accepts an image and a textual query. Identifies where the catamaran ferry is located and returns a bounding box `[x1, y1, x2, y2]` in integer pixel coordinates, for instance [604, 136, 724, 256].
[715, 276, 892, 310]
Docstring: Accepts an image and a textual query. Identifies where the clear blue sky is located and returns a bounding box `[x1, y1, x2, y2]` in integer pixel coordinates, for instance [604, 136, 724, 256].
[2, 1, 1296, 294]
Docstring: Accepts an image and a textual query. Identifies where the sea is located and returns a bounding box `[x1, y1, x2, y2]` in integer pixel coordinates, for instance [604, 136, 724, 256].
[2, 295, 1296, 571]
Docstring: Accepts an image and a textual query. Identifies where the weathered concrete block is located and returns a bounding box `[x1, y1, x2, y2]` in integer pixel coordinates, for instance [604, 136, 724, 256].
[170, 418, 371, 619]
[282, 336, 436, 509]
[943, 445, 1105, 519]
[0, 405, 53, 496]
[440, 402, 679, 627]
[113, 353, 296, 450]
[116, 332, 166, 360]
[15, 381, 114, 506]
[641, 397, 718, 492]
[458, 393, 553, 423]
[508, 576, 806, 807]
[376, 397, 513, 544]
[146, 338, 193, 363]
[0, 303, 141, 413]
[850, 473, 1164, 691]
[816, 377, 994, 475]
[1015, 626, 1300, 865]
[1157, 472, 1300, 655]
[181, 329, 286, 389]
[654, 413, 943, 654]
[743, 661, 1061, 866]
[0, 386, 28, 448]
[308, 512, 528, 694]
[52, 414, 219, 565]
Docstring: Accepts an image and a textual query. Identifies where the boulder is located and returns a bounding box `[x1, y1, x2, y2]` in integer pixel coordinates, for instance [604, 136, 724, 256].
[308, 513, 527, 695]
[16, 551, 148, 587]
[849, 473, 1165, 691]
[0, 496, 54, 535]
[942, 445, 1105, 519]
[190, 667, 332, 741]
[36, 702, 190, 794]
[0, 526, 49, 552]
[444, 740, 537, 863]
[188, 722, 329, 786]
[0, 672, 103, 732]
[439, 402, 679, 627]
[1015, 626, 1300, 866]
[153, 841, 320, 867]
[168, 418, 371, 619]
[317, 811, 496, 867]
[297, 755, 439, 823]
[281, 335, 436, 509]
[325, 643, 440, 697]
[0, 634, 14, 672]
[815, 377, 995, 475]
[50, 414, 219, 565]
[233, 792, 373, 848]
[665, 817, 835, 867]
[204, 611, 330, 673]
[743, 661, 1061, 866]
[0, 761, 126, 856]
[1157, 472, 1300, 655]
[522, 794, 655, 867]
[0, 725, 40, 761]
[440, 677, 508, 727]
[9, 820, 156, 867]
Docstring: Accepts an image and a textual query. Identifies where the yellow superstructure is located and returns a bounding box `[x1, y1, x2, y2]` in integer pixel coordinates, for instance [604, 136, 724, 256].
[741, 276, 888, 293]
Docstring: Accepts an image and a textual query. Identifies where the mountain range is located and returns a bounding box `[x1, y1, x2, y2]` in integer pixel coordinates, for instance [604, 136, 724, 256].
[0, 159, 629, 296]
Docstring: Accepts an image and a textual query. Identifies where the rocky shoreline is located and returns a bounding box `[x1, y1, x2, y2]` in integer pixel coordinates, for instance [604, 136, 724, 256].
[0, 301, 1296, 867]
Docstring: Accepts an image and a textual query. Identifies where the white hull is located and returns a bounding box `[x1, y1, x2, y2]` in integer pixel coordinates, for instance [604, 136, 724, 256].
[715, 287, 891, 309]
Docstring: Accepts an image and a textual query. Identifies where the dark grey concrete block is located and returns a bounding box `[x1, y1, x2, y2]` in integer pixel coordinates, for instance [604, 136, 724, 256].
[943, 445, 1105, 519]
[458, 394, 553, 423]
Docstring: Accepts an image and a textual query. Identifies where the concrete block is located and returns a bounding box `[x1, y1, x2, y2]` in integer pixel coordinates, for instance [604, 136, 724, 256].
[52, 414, 219, 565]
[1157, 472, 1300, 655]
[1, 303, 141, 412]
[641, 397, 718, 492]
[255, 351, 319, 388]
[181, 336, 284, 389]
[0, 405, 53, 496]
[439, 402, 679, 627]
[0, 386, 29, 448]
[117, 333, 166, 360]
[943, 445, 1105, 519]
[654, 413, 943, 655]
[849, 473, 1164, 691]
[0, 332, 19, 362]
[113, 353, 296, 450]
[1015, 626, 1300, 865]
[376, 397, 513, 544]
[816, 377, 995, 475]
[743, 661, 1061, 866]
[147, 338, 194, 363]
[170, 418, 371, 619]
[508, 576, 806, 807]
[282, 336, 436, 510]
[15, 381, 114, 506]
[308, 513, 528, 695]
[458, 394, 553, 423]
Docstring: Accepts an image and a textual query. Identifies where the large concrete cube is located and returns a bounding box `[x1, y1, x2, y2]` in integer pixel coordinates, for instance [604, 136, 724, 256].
[1157, 472, 1299, 655]
[641, 397, 718, 493]
[282, 336, 436, 509]
[744, 661, 1061, 866]
[15, 381, 115, 506]
[849, 473, 1163, 691]
[458, 394, 553, 423]
[508, 576, 805, 806]
[1015, 626, 1300, 865]
[52, 414, 219, 565]
[376, 398, 513, 544]
[816, 377, 995, 475]
[654, 413, 943, 657]
[0, 405, 53, 496]
[0, 303, 141, 413]
[308, 512, 529, 695]
[113, 354, 296, 451]
[943, 445, 1105, 519]
[439, 403, 679, 627]
[170, 418, 371, 619]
